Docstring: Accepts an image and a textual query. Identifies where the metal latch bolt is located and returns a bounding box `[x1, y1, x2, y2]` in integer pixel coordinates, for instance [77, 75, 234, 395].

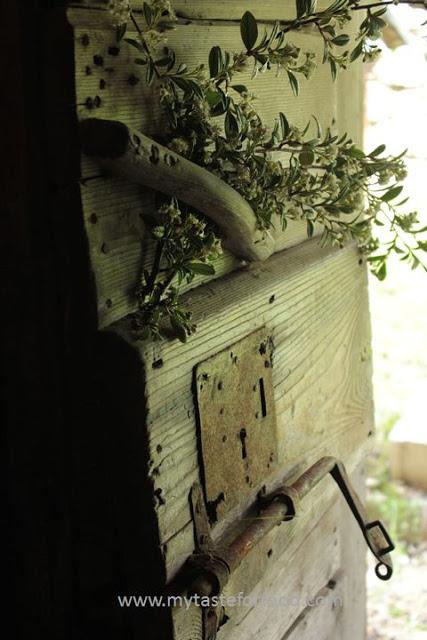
[182, 456, 394, 639]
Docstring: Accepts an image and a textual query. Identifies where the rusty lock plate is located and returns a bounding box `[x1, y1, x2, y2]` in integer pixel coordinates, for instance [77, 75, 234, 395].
[195, 328, 278, 522]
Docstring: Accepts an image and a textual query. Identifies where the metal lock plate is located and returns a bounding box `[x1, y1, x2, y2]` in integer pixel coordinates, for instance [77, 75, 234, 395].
[195, 329, 278, 522]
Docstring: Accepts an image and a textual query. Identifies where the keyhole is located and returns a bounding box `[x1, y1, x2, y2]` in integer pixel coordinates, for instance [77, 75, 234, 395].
[239, 428, 247, 459]
[259, 377, 267, 418]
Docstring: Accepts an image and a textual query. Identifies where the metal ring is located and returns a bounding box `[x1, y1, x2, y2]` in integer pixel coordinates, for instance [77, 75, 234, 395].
[375, 561, 393, 581]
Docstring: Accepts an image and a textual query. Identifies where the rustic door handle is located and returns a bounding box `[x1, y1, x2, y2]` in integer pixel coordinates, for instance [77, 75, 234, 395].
[181, 457, 394, 639]
[80, 118, 275, 261]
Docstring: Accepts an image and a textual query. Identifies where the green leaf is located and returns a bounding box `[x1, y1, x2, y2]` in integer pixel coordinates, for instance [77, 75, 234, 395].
[368, 254, 387, 262]
[322, 25, 336, 37]
[143, 2, 153, 26]
[307, 0, 317, 15]
[307, 219, 314, 238]
[211, 89, 229, 116]
[350, 40, 364, 63]
[381, 185, 403, 202]
[296, 0, 310, 19]
[146, 61, 155, 85]
[348, 145, 365, 159]
[225, 111, 239, 139]
[332, 34, 350, 46]
[209, 46, 223, 78]
[231, 84, 248, 94]
[188, 79, 205, 100]
[187, 262, 216, 276]
[369, 144, 386, 157]
[205, 89, 222, 107]
[279, 112, 290, 138]
[312, 114, 322, 139]
[124, 37, 144, 52]
[170, 317, 188, 343]
[376, 262, 387, 281]
[394, 197, 409, 208]
[287, 70, 299, 96]
[155, 56, 174, 67]
[240, 11, 258, 50]
[170, 76, 202, 97]
[116, 23, 127, 42]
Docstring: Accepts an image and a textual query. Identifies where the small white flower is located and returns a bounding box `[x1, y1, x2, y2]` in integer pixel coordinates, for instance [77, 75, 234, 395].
[168, 137, 190, 155]
[108, 0, 131, 26]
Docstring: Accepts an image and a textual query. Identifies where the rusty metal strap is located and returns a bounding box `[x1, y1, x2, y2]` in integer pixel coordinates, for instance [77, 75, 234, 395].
[266, 457, 394, 580]
[329, 460, 394, 580]
[180, 457, 394, 640]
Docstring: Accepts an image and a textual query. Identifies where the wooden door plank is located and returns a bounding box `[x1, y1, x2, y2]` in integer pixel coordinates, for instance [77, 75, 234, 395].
[335, 464, 367, 639]
[110, 239, 372, 578]
[223, 501, 342, 640]
[280, 576, 345, 640]
[71, 1, 332, 22]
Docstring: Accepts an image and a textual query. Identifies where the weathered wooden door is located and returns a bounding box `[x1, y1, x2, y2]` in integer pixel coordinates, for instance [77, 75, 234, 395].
[37, 2, 391, 639]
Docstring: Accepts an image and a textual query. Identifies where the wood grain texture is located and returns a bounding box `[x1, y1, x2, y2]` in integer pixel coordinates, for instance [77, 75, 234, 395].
[223, 500, 342, 640]
[335, 464, 367, 640]
[280, 576, 345, 640]
[61, 5, 364, 328]
[111, 239, 373, 576]
[63, 5, 358, 326]
[71, 1, 333, 22]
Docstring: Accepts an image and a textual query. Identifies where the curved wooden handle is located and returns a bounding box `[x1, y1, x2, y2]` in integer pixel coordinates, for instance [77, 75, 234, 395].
[80, 118, 275, 262]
